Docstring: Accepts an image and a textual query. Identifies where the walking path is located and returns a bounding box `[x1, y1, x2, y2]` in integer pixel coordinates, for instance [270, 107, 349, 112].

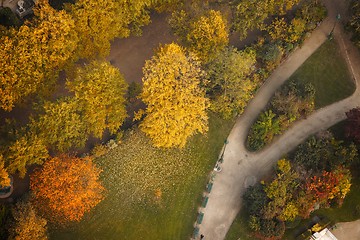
[197, 0, 360, 239]
[332, 219, 360, 240]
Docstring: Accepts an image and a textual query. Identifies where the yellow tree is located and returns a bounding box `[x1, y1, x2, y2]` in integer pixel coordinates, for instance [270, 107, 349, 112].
[68, 0, 155, 59]
[32, 98, 88, 152]
[30, 155, 105, 224]
[138, 43, 209, 148]
[0, 0, 78, 111]
[0, 155, 10, 188]
[186, 10, 228, 62]
[5, 133, 49, 178]
[66, 61, 128, 138]
[9, 200, 47, 240]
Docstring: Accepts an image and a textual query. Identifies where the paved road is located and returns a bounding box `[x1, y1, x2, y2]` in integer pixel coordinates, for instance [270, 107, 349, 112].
[197, 0, 360, 239]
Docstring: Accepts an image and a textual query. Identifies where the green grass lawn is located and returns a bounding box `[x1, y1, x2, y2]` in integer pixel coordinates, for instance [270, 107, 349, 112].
[227, 39, 356, 239]
[49, 113, 234, 240]
[289, 39, 355, 108]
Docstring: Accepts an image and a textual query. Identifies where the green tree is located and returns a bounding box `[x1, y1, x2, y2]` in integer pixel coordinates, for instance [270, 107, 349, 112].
[66, 61, 128, 138]
[248, 110, 281, 150]
[0, 0, 78, 111]
[137, 43, 209, 148]
[206, 47, 257, 118]
[186, 10, 228, 62]
[293, 136, 358, 173]
[9, 200, 48, 240]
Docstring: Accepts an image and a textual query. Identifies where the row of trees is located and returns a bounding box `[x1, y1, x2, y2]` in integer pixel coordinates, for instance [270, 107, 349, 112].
[244, 133, 357, 239]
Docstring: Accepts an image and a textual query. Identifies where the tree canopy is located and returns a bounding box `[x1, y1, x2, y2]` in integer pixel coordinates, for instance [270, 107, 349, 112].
[186, 10, 229, 62]
[232, 0, 301, 39]
[206, 47, 256, 118]
[9, 200, 48, 240]
[31, 98, 87, 152]
[66, 61, 128, 138]
[30, 155, 104, 224]
[67, 0, 156, 59]
[138, 43, 209, 148]
[0, 0, 78, 111]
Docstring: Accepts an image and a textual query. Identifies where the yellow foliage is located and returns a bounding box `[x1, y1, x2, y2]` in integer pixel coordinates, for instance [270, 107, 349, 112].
[287, 18, 306, 43]
[0, 1, 78, 111]
[66, 61, 128, 138]
[187, 10, 228, 62]
[5, 134, 49, 178]
[32, 98, 88, 152]
[0, 155, 10, 188]
[267, 18, 288, 41]
[68, 0, 153, 59]
[140, 43, 209, 148]
[10, 200, 47, 240]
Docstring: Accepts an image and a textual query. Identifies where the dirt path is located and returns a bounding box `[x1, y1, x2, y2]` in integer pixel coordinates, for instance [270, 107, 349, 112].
[196, 0, 360, 239]
[107, 12, 176, 84]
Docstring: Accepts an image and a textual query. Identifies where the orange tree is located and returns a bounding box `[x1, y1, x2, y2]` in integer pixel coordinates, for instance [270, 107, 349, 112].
[30, 155, 105, 224]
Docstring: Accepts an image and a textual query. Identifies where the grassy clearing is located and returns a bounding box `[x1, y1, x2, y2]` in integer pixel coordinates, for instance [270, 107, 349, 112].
[288, 39, 354, 108]
[50, 113, 234, 240]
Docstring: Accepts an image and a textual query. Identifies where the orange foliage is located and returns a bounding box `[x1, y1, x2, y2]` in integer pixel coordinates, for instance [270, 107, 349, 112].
[30, 155, 105, 224]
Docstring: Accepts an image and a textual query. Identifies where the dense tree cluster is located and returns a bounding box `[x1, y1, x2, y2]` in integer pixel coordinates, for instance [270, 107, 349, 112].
[248, 80, 315, 150]
[244, 140, 355, 239]
[0, 1, 78, 111]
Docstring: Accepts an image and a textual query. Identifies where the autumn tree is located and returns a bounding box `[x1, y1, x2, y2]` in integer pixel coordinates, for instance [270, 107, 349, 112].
[263, 159, 299, 222]
[66, 61, 128, 138]
[186, 10, 228, 62]
[206, 47, 256, 118]
[67, 0, 157, 59]
[137, 43, 209, 148]
[4, 133, 49, 178]
[232, 0, 301, 39]
[305, 168, 352, 207]
[0, 0, 78, 111]
[9, 200, 47, 240]
[31, 98, 87, 152]
[30, 155, 104, 224]
[0, 155, 10, 188]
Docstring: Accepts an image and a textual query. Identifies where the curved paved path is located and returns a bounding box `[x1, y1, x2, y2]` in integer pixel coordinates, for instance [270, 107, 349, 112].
[197, 0, 360, 239]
